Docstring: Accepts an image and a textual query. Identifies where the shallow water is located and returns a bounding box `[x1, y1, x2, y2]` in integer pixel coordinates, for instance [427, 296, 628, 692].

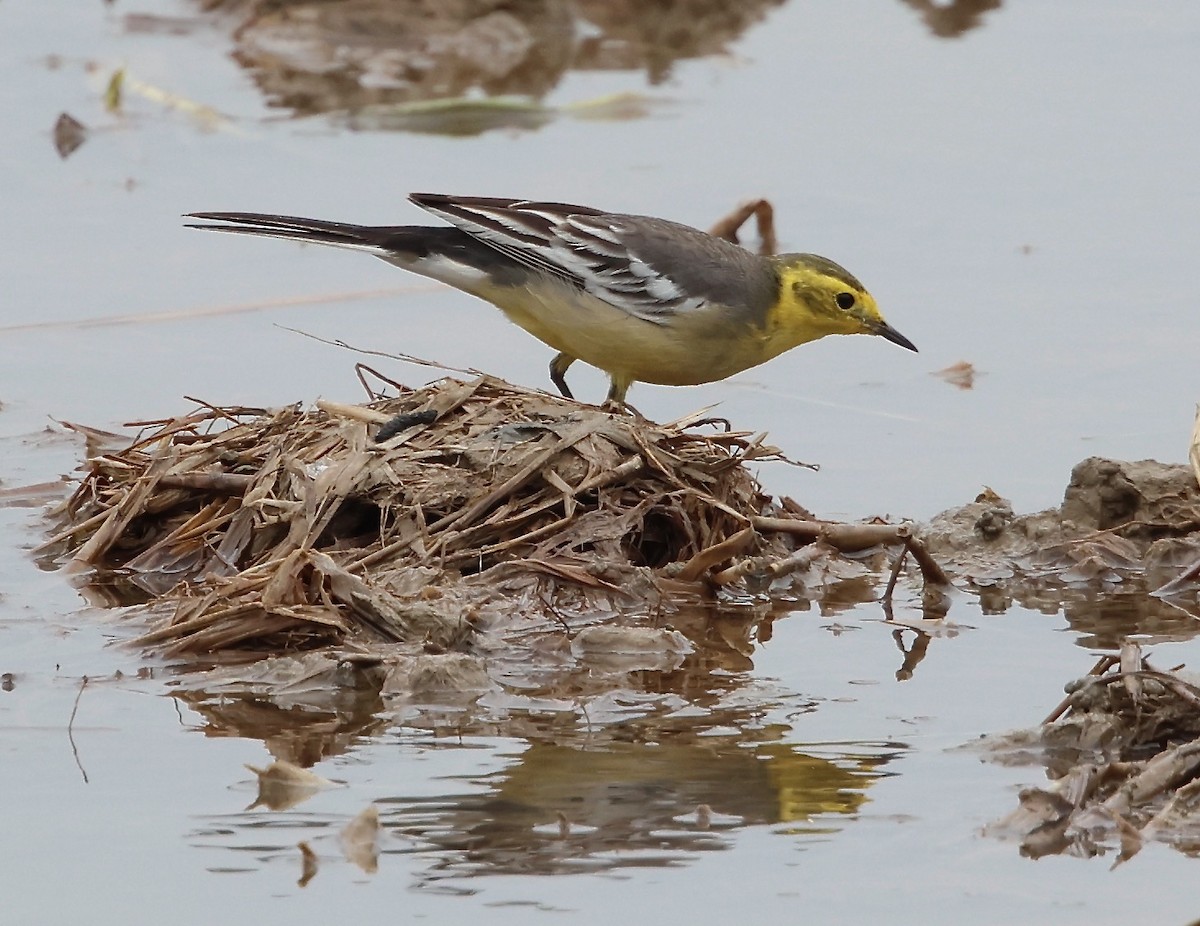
[3, 1, 1200, 923]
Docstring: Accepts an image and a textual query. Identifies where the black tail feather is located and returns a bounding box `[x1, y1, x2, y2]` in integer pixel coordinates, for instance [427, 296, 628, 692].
[184, 211, 400, 249]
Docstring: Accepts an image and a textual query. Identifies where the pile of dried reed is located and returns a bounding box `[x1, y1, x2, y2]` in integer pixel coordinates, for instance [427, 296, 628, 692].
[49, 374, 932, 656]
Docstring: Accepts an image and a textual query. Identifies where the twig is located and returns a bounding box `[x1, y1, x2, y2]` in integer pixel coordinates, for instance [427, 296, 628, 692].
[276, 326, 484, 378]
[182, 395, 247, 427]
[752, 517, 907, 553]
[68, 676, 90, 784]
[354, 362, 410, 400]
[429, 455, 647, 563]
[750, 517, 951, 599]
[674, 526, 758, 582]
[710, 541, 831, 586]
[1042, 655, 1120, 724]
[903, 534, 951, 588]
[882, 545, 909, 603]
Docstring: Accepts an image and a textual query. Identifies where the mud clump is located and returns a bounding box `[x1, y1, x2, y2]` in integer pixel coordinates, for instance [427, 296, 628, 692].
[1061, 457, 1200, 533]
[919, 457, 1200, 596]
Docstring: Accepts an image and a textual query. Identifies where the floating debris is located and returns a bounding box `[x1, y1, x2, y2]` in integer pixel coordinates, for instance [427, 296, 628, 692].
[103, 68, 124, 112]
[984, 641, 1200, 861]
[340, 804, 379, 874]
[52, 112, 88, 159]
[297, 840, 318, 887]
[932, 361, 977, 390]
[245, 759, 337, 811]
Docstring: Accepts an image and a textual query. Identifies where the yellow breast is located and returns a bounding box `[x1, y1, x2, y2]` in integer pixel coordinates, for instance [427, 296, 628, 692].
[472, 277, 778, 387]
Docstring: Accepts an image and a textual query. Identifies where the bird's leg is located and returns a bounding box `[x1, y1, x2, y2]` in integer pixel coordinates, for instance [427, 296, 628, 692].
[602, 398, 645, 417]
[602, 375, 638, 414]
[605, 375, 632, 405]
[549, 352, 575, 399]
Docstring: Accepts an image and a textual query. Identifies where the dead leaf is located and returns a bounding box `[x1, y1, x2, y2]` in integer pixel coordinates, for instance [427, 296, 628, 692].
[52, 112, 87, 159]
[103, 68, 124, 112]
[341, 804, 379, 874]
[932, 361, 977, 390]
[297, 841, 319, 887]
[245, 760, 335, 811]
[1110, 811, 1143, 868]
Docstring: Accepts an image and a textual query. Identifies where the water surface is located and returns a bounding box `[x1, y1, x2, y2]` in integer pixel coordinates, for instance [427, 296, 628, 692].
[2, 2, 1199, 923]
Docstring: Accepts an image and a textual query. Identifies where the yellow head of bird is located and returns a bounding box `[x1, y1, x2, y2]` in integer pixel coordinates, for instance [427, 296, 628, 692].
[771, 253, 917, 352]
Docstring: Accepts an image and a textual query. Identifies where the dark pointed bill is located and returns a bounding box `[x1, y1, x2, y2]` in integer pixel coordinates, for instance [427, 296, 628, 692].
[871, 319, 918, 352]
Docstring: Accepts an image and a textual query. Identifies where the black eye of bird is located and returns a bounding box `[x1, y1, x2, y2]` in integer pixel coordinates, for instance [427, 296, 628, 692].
[835, 292, 856, 311]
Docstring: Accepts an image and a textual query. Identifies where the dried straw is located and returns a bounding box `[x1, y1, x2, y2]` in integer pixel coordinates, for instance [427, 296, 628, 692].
[50, 375, 879, 655]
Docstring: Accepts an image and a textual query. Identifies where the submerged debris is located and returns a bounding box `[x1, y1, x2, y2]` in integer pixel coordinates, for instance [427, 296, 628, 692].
[984, 642, 1200, 862]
